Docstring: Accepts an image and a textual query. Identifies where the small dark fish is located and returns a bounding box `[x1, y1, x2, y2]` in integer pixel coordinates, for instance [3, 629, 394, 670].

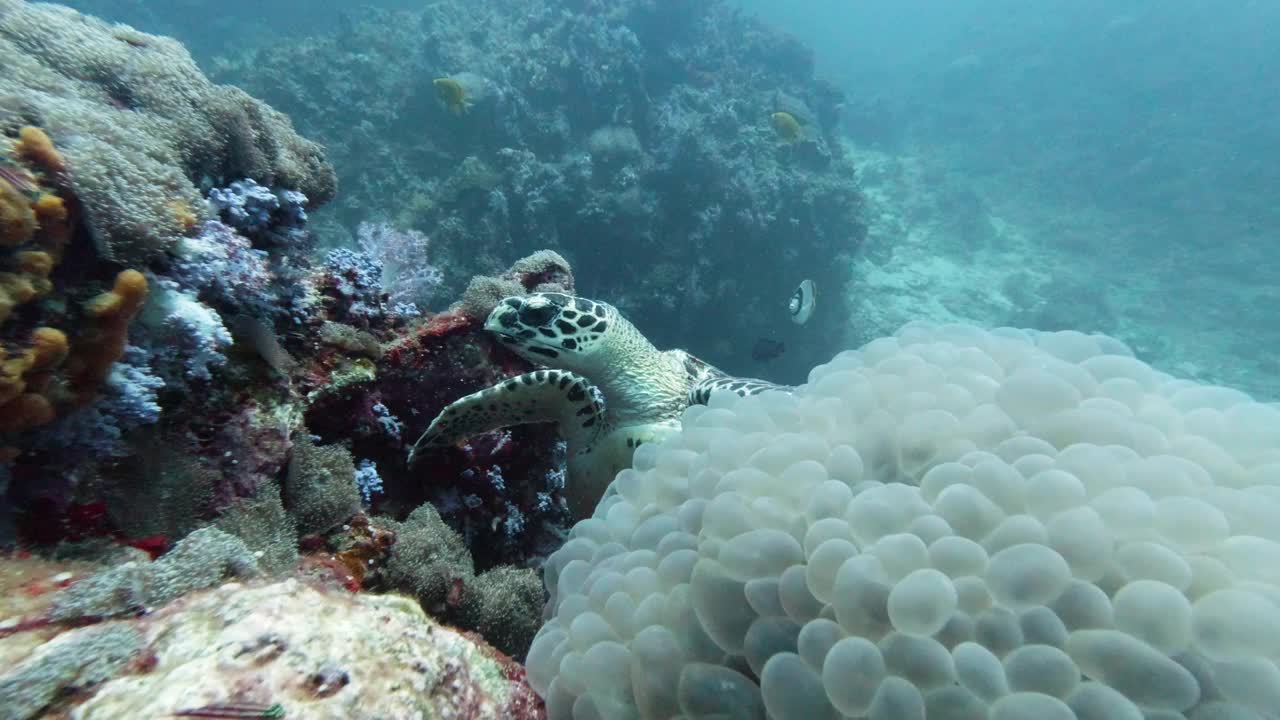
[752, 338, 786, 362]
[229, 314, 297, 376]
[173, 703, 285, 719]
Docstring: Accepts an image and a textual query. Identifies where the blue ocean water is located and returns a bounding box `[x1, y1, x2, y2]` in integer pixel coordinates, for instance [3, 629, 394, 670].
[737, 0, 1280, 398]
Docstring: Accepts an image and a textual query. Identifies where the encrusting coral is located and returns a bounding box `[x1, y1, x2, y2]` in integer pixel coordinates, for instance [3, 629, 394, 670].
[0, 0, 336, 264]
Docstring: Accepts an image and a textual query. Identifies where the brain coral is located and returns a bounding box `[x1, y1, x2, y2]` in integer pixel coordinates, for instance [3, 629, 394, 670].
[0, 0, 335, 264]
[528, 322, 1280, 720]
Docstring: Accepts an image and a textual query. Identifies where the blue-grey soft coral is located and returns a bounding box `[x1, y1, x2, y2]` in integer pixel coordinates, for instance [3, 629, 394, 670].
[321, 247, 389, 325]
[28, 346, 166, 460]
[171, 220, 274, 314]
[354, 458, 383, 505]
[101, 346, 166, 429]
[208, 179, 309, 247]
[370, 402, 403, 442]
[138, 278, 233, 384]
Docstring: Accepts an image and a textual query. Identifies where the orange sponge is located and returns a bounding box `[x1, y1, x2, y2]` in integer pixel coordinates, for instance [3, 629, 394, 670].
[15, 127, 66, 176]
[32, 193, 65, 223]
[67, 270, 148, 404]
[0, 393, 55, 432]
[0, 393, 54, 432]
[27, 326, 69, 370]
[0, 350, 26, 405]
[167, 198, 199, 233]
[0, 176, 36, 248]
[16, 250, 53, 277]
[86, 269, 148, 319]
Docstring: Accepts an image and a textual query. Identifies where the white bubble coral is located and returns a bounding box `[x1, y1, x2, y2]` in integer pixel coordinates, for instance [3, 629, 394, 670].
[527, 322, 1280, 720]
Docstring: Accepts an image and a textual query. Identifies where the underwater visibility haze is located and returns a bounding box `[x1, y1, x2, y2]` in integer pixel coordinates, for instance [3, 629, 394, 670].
[0, 0, 1277, 718]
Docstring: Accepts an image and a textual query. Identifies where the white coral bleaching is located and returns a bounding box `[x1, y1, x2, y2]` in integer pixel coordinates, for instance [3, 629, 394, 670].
[527, 321, 1280, 720]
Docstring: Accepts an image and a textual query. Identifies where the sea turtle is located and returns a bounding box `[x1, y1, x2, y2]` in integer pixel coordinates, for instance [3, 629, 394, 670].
[408, 292, 789, 517]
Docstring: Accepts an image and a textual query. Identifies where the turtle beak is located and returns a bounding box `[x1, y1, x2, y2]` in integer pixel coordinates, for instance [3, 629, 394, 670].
[485, 305, 519, 333]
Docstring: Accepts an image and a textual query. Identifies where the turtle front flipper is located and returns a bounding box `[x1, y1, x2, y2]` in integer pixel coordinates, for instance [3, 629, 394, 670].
[688, 375, 791, 406]
[408, 369, 607, 465]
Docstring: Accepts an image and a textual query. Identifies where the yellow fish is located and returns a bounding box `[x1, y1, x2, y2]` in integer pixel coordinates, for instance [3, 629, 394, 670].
[771, 111, 802, 142]
[433, 77, 471, 115]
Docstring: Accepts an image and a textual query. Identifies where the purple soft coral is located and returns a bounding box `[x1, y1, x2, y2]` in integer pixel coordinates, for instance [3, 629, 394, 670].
[356, 221, 444, 310]
[172, 221, 274, 313]
[208, 179, 308, 245]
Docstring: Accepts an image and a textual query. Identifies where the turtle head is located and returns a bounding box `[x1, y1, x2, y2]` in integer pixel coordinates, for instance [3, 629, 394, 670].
[485, 293, 616, 370]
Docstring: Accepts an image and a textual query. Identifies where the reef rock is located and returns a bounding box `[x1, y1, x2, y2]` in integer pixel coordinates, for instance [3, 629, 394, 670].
[0, 576, 542, 719]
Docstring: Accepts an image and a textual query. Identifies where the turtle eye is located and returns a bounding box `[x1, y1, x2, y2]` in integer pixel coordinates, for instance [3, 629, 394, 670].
[518, 303, 558, 327]
[497, 309, 519, 328]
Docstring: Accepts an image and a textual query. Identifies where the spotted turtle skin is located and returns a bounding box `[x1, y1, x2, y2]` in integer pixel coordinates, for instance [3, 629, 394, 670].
[409, 293, 787, 517]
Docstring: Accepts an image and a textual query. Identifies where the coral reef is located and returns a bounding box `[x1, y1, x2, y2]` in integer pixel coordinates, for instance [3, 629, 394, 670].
[381, 503, 546, 659]
[48, 526, 257, 621]
[215, 0, 864, 383]
[0, 2, 866, 710]
[347, 251, 576, 570]
[0, 0, 335, 264]
[0, 2, 339, 560]
[0, 622, 144, 720]
[283, 434, 361, 537]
